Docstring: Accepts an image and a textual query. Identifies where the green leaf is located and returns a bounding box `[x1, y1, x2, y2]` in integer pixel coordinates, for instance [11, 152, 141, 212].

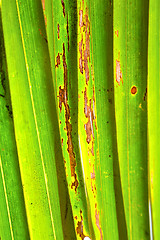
[148, 0, 160, 239]
[0, 0, 154, 239]
[0, 8, 29, 239]
[44, 0, 94, 239]
[113, 0, 150, 238]
[89, 0, 127, 238]
[2, 0, 75, 239]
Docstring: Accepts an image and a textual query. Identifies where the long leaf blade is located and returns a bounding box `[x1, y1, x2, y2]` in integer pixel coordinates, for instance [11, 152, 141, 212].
[148, 0, 160, 239]
[0, 6, 30, 239]
[2, 0, 71, 238]
[113, 0, 150, 238]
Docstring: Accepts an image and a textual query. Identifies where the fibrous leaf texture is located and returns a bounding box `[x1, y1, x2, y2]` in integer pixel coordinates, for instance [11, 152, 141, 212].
[0, 0, 156, 239]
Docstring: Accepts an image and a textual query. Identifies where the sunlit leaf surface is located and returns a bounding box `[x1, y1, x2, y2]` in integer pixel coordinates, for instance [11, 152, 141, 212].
[0, 0, 155, 239]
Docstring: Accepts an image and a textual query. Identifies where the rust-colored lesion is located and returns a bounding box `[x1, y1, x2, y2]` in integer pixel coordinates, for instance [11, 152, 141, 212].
[95, 204, 103, 240]
[84, 88, 95, 144]
[38, 29, 48, 43]
[41, 0, 45, 9]
[76, 210, 86, 239]
[92, 86, 97, 130]
[91, 64, 94, 82]
[66, 15, 69, 51]
[79, 10, 83, 29]
[64, 158, 66, 170]
[79, 36, 83, 74]
[59, 87, 64, 112]
[83, 78, 97, 145]
[91, 141, 94, 156]
[41, 0, 47, 25]
[58, 44, 78, 192]
[78, 7, 90, 85]
[57, 24, 60, 39]
[143, 88, 147, 101]
[84, 11, 90, 85]
[91, 165, 95, 179]
[91, 164, 96, 198]
[131, 86, 137, 95]
[84, 49, 89, 84]
[85, 12, 90, 61]
[61, 0, 65, 17]
[115, 30, 119, 37]
[55, 53, 60, 68]
[116, 59, 123, 85]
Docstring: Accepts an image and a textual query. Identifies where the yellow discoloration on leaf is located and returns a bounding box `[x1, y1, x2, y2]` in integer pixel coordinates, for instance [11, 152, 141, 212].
[41, 0, 47, 25]
[116, 59, 123, 86]
[95, 204, 103, 240]
[76, 210, 86, 239]
[58, 44, 78, 192]
[78, 2, 103, 239]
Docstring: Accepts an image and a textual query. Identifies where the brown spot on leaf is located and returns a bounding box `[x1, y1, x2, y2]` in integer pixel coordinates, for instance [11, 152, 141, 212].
[59, 87, 65, 112]
[108, 98, 112, 104]
[84, 50, 89, 84]
[85, 12, 90, 60]
[79, 8, 90, 84]
[91, 65, 94, 81]
[84, 88, 94, 144]
[91, 180, 95, 193]
[61, 138, 63, 146]
[79, 10, 83, 29]
[91, 165, 95, 179]
[57, 24, 60, 39]
[76, 210, 86, 239]
[59, 44, 78, 192]
[115, 30, 119, 37]
[131, 86, 137, 95]
[55, 53, 60, 68]
[38, 29, 48, 43]
[91, 164, 96, 194]
[93, 86, 97, 130]
[91, 141, 94, 156]
[71, 174, 79, 191]
[144, 88, 147, 101]
[95, 204, 103, 240]
[116, 59, 123, 85]
[64, 159, 66, 170]
[84, 12, 90, 85]
[79, 36, 83, 74]
[61, 0, 65, 17]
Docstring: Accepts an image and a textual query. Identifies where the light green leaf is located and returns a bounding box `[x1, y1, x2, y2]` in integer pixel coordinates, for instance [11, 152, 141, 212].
[2, 0, 75, 238]
[113, 0, 150, 238]
[148, 0, 160, 239]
